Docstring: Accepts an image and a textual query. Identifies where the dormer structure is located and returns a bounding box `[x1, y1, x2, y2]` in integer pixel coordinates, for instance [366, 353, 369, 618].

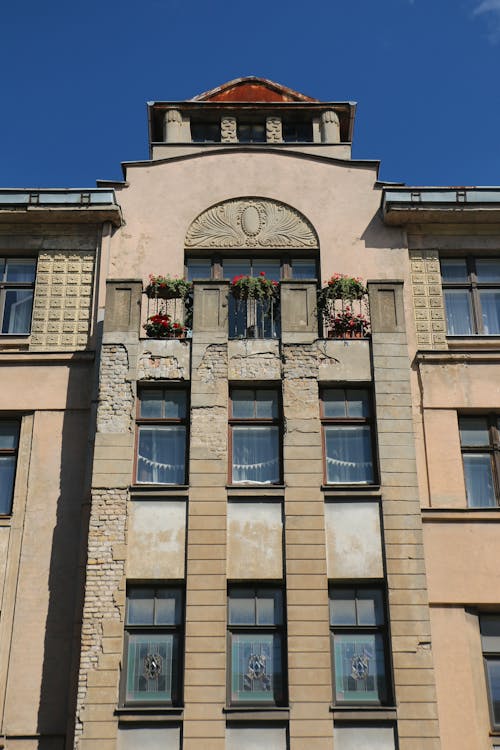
[148, 76, 356, 160]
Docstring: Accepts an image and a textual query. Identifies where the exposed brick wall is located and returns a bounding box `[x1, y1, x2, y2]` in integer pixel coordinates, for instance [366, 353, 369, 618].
[96, 345, 134, 434]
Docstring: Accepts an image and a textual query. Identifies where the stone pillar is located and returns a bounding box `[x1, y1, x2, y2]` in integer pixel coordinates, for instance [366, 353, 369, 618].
[368, 281, 441, 750]
[221, 116, 237, 143]
[164, 108, 183, 142]
[192, 280, 229, 343]
[280, 280, 318, 344]
[266, 116, 282, 143]
[320, 110, 340, 144]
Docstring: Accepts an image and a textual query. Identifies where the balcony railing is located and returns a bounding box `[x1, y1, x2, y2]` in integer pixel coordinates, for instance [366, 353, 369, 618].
[228, 296, 280, 339]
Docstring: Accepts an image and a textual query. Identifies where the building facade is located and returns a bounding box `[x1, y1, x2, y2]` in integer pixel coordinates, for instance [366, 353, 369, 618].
[1, 77, 500, 750]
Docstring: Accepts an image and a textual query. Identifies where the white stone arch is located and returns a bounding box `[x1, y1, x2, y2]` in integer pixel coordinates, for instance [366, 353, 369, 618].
[184, 197, 319, 249]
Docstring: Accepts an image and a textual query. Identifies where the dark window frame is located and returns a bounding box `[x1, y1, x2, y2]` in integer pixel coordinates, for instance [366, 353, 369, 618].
[0, 256, 37, 336]
[135, 385, 189, 486]
[121, 585, 184, 707]
[185, 255, 318, 283]
[459, 414, 500, 507]
[441, 255, 500, 336]
[329, 583, 392, 707]
[0, 420, 20, 515]
[320, 387, 377, 486]
[227, 584, 287, 707]
[228, 387, 282, 486]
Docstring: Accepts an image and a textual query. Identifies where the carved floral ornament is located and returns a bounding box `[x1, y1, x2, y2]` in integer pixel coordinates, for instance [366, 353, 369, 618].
[185, 198, 319, 249]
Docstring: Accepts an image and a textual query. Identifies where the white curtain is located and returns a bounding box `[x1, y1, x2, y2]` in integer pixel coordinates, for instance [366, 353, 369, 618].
[480, 291, 500, 334]
[463, 454, 495, 507]
[137, 426, 185, 484]
[232, 426, 279, 483]
[444, 290, 472, 335]
[325, 426, 373, 483]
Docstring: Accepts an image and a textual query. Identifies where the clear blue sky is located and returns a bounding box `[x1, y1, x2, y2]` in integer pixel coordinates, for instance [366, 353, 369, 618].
[1, 0, 499, 188]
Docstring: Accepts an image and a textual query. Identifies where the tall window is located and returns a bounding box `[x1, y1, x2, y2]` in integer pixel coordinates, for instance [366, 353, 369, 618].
[136, 388, 187, 485]
[330, 586, 390, 705]
[123, 587, 183, 706]
[228, 586, 285, 705]
[0, 421, 19, 514]
[480, 614, 500, 729]
[321, 388, 375, 484]
[459, 415, 500, 507]
[229, 388, 280, 485]
[0, 258, 36, 334]
[441, 257, 500, 335]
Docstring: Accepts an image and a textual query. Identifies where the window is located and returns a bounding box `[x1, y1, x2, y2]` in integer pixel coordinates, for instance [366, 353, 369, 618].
[282, 119, 313, 143]
[136, 388, 187, 485]
[330, 586, 390, 705]
[480, 614, 500, 728]
[0, 258, 36, 334]
[228, 586, 285, 705]
[0, 421, 19, 514]
[321, 388, 375, 484]
[459, 415, 500, 507]
[190, 120, 221, 143]
[123, 587, 183, 706]
[237, 122, 266, 143]
[229, 388, 280, 485]
[441, 257, 500, 335]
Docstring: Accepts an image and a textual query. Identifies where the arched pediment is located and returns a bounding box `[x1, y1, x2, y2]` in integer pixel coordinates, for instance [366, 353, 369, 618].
[185, 197, 319, 249]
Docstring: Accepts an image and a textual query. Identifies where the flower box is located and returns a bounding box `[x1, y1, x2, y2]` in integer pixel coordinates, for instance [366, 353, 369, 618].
[145, 274, 192, 300]
[230, 272, 279, 301]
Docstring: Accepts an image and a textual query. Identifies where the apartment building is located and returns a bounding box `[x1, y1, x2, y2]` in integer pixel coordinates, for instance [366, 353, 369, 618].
[1, 77, 500, 750]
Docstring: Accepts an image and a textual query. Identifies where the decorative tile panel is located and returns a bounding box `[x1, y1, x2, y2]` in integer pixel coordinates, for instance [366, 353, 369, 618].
[409, 249, 447, 349]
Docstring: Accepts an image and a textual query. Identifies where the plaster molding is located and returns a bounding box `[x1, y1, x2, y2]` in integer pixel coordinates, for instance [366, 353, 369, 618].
[185, 197, 318, 249]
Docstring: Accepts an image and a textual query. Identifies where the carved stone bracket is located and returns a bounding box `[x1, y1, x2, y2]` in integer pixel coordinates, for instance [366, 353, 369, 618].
[185, 198, 318, 248]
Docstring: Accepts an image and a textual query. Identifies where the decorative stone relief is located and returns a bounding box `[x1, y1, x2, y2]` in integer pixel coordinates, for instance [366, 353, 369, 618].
[320, 109, 340, 143]
[164, 108, 183, 142]
[221, 116, 237, 143]
[409, 249, 447, 348]
[185, 198, 318, 248]
[266, 116, 282, 143]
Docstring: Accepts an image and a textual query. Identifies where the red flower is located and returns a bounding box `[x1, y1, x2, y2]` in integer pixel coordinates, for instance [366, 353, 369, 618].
[259, 271, 266, 276]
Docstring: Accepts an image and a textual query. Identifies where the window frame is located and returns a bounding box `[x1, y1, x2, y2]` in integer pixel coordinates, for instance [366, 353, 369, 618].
[227, 584, 287, 707]
[441, 255, 500, 336]
[459, 413, 500, 507]
[329, 583, 392, 707]
[185, 255, 318, 283]
[121, 585, 184, 708]
[320, 387, 377, 486]
[0, 256, 37, 336]
[135, 385, 189, 486]
[0, 419, 20, 515]
[228, 387, 282, 486]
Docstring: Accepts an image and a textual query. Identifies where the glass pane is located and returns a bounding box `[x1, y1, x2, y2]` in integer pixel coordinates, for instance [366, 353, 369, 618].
[0, 456, 15, 514]
[330, 589, 356, 625]
[255, 260, 280, 282]
[323, 389, 346, 418]
[5, 259, 36, 282]
[443, 290, 473, 335]
[231, 633, 282, 703]
[0, 259, 4, 280]
[441, 258, 468, 282]
[126, 633, 175, 703]
[140, 390, 164, 419]
[156, 590, 181, 625]
[486, 659, 500, 726]
[463, 453, 496, 507]
[2, 290, 33, 333]
[292, 259, 316, 279]
[232, 426, 279, 484]
[357, 589, 384, 625]
[229, 296, 280, 339]
[255, 390, 278, 419]
[480, 615, 500, 651]
[232, 389, 255, 419]
[256, 590, 282, 625]
[325, 425, 374, 484]
[459, 416, 489, 446]
[333, 633, 387, 703]
[0, 422, 18, 449]
[480, 290, 500, 334]
[127, 589, 155, 624]
[251, 124, 266, 142]
[224, 259, 251, 280]
[163, 391, 186, 419]
[229, 590, 256, 625]
[477, 259, 500, 283]
[186, 259, 212, 280]
[346, 389, 370, 418]
[137, 426, 186, 484]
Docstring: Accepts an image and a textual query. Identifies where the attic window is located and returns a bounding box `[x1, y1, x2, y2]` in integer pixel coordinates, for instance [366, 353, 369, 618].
[237, 122, 266, 143]
[190, 120, 221, 143]
[282, 119, 313, 143]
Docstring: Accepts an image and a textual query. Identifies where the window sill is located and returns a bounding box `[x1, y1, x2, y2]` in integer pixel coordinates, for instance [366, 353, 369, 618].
[322, 485, 381, 496]
[227, 484, 285, 497]
[130, 485, 189, 496]
[115, 706, 183, 723]
[422, 508, 500, 522]
[224, 706, 290, 721]
[330, 705, 397, 721]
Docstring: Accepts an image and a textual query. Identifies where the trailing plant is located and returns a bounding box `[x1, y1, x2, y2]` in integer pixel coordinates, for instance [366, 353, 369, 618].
[230, 272, 279, 301]
[145, 274, 192, 300]
[143, 313, 187, 338]
[328, 307, 370, 338]
[317, 273, 367, 323]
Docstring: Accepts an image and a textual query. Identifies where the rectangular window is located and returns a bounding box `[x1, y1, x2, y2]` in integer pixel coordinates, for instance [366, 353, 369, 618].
[459, 415, 500, 507]
[321, 388, 375, 484]
[228, 586, 285, 705]
[237, 122, 266, 143]
[480, 614, 500, 728]
[136, 388, 187, 485]
[123, 586, 183, 706]
[229, 388, 280, 485]
[330, 586, 390, 705]
[441, 257, 500, 335]
[190, 120, 221, 143]
[0, 421, 19, 514]
[0, 258, 36, 334]
[282, 119, 313, 143]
